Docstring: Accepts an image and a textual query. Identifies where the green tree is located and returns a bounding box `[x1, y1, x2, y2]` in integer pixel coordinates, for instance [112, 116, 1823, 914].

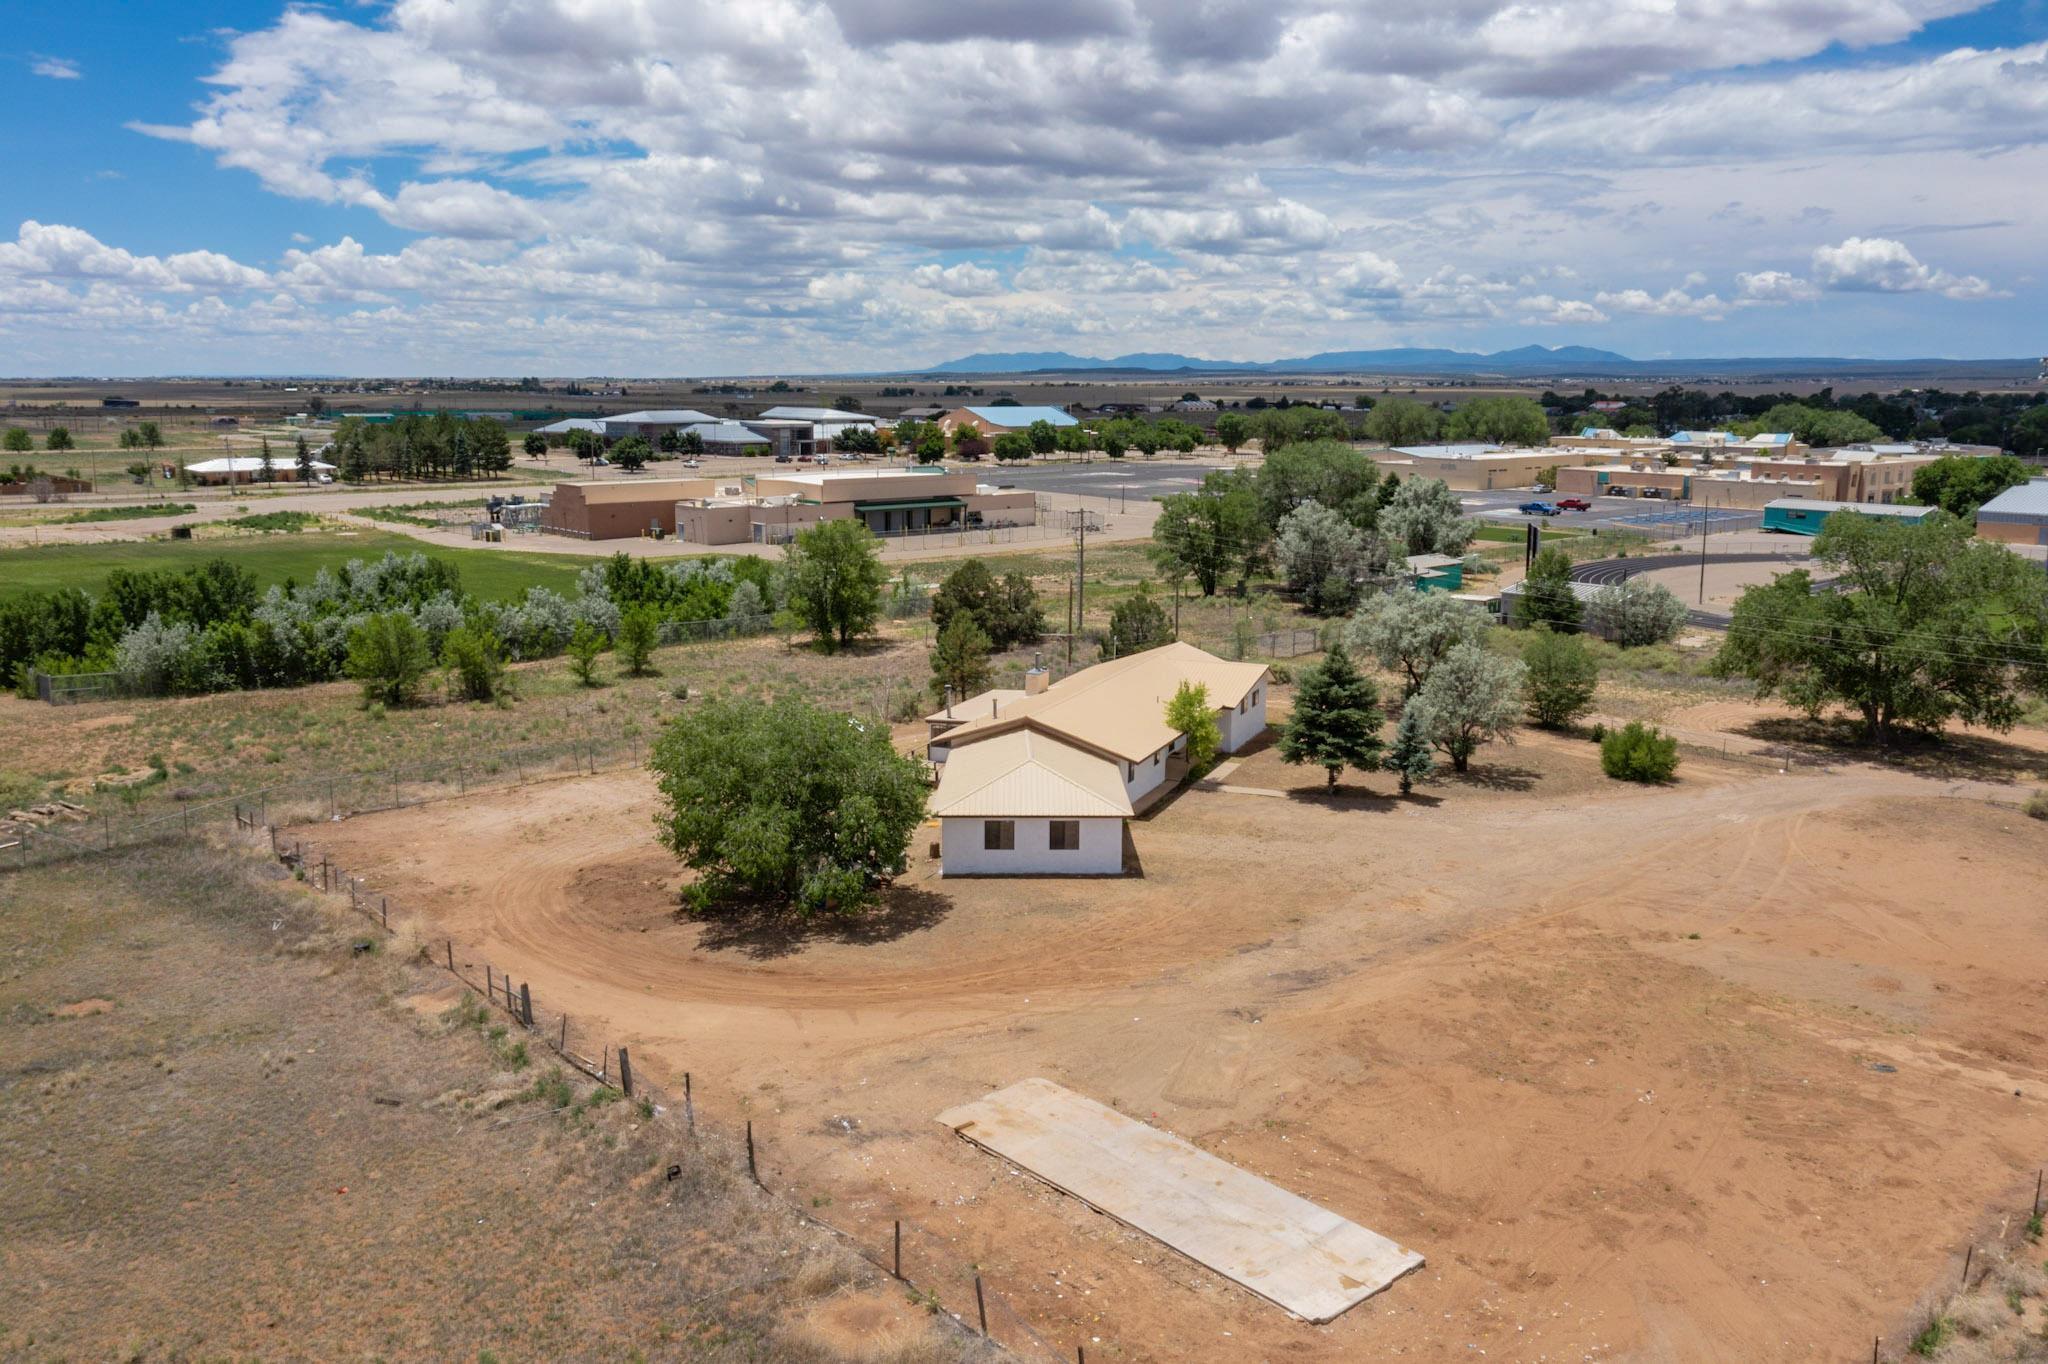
[1600, 721, 1679, 782]
[1026, 419, 1058, 455]
[951, 423, 987, 460]
[1713, 510, 2048, 745]
[441, 623, 508, 702]
[1378, 477, 1474, 557]
[992, 432, 1032, 462]
[1362, 396, 1444, 446]
[1345, 587, 1488, 694]
[916, 427, 947, 464]
[932, 560, 1045, 650]
[1585, 577, 1686, 646]
[610, 436, 652, 472]
[649, 695, 927, 915]
[2, 428, 31, 453]
[1745, 403, 1882, 447]
[1909, 454, 2030, 517]
[566, 621, 605, 686]
[1255, 439, 1381, 531]
[1522, 627, 1598, 728]
[616, 606, 659, 676]
[1411, 641, 1525, 772]
[1151, 468, 1264, 596]
[345, 611, 433, 706]
[1515, 546, 1582, 630]
[931, 613, 994, 704]
[784, 518, 886, 650]
[1105, 583, 1173, 657]
[46, 426, 73, 451]
[1446, 395, 1550, 446]
[138, 421, 164, 449]
[1214, 411, 1250, 452]
[294, 434, 314, 483]
[1274, 500, 1372, 616]
[523, 432, 547, 457]
[1164, 679, 1221, 774]
[1278, 641, 1385, 789]
[1384, 704, 1434, 795]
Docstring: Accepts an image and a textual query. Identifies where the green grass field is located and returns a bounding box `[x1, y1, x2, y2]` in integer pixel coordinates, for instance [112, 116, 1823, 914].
[0, 528, 606, 603]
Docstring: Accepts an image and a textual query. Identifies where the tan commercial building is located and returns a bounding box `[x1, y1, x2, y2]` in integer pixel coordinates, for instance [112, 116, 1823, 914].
[1975, 481, 2048, 546]
[541, 466, 1037, 543]
[1368, 443, 1561, 491]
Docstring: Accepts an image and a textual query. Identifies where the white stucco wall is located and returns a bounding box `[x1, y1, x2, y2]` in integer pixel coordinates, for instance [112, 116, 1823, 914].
[940, 817, 1124, 876]
[1218, 684, 1268, 753]
[1123, 746, 1172, 802]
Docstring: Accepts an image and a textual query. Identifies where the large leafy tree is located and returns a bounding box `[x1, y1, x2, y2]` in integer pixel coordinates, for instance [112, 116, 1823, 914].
[1378, 477, 1474, 557]
[650, 696, 927, 915]
[1346, 588, 1488, 694]
[931, 560, 1045, 650]
[1522, 627, 1599, 728]
[1362, 396, 1444, 446]
[1745, 403, 1882, 447]
[1446, 396, 1550, 446]
[1151, 468, 1265, 596]
[1714, 510, 2048, 745]
[1214, 412, 1250, 452]
[344, 611, 433, 707]
[1412, 641, 1525, 772]
[1255, 439, 1382, 531]
[1909, 454, 2031, 518]
[784, 518, 887, 650]
[1274, 500, 1379, 616]
[1279, 641, 1385, 789]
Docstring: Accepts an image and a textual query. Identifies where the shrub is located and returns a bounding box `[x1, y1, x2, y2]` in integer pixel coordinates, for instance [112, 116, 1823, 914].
[441, 623, 507, 702]
[567, 621, 605, 687]
[344, 611, 433, 707]
[114, 612, 204, 696]
[1522, 627, 1599, 729]
[1586, 577, 1688, 647]
[1600, 721, 1679, 782]
[2025, 789, 2048, 821]
[1167, 680, 1222, 775]
[616, 606, 658, 677]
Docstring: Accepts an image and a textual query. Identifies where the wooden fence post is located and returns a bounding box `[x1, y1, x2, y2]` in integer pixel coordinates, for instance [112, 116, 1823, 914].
[380, 896, 388, 929]
[746, 1120, 757, 1183]
[558, 1015, 567, 1052]
[974, 1276, 987, 1335]
[684, 1072, 694, 1133]
[519, 982, 533, 1027]
[446, 939, 454, 971]
[892, 1220, 901, 1279]
[1962, 1245, 1974, 1288]
[617, 1046, 634, 1097]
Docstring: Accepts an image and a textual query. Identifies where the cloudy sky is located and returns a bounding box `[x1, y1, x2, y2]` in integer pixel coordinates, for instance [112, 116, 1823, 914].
[3, 0, 2046, 375]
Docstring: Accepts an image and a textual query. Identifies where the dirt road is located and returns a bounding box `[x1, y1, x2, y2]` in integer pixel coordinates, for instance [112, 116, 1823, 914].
[299, 724, 2048, 1361]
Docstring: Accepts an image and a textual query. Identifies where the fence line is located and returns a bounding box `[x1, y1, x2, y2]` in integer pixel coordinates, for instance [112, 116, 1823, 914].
[261, 817, 1077, 1362]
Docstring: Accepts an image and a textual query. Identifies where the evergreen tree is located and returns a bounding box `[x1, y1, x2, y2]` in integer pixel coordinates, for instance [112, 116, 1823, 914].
[1278, 641, 1386, 789]
[1385, 704, 1434, 795]
[930, 613, 993, 704]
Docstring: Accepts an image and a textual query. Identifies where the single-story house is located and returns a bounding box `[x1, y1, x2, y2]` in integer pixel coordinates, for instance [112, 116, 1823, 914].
[183, 455, 336, 485]
[927, 642, 1269, 876]
[941, 405, 1080, 438]
[1974, 480, 2048, 547]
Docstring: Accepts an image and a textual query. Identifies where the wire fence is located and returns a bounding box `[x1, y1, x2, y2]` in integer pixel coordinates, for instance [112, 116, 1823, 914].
[249, 816, 1083, 1362]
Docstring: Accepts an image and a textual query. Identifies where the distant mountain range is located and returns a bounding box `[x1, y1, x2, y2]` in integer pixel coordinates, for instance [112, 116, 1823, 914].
[912, 345, 2036, 381]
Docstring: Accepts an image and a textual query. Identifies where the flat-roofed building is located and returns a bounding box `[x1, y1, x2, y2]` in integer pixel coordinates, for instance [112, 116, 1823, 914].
[542, 465, 1036, 542]
[1371, 443, 1560, 491]
[1761, 499, 1935, 535]
[1975, 480, 2048, 546]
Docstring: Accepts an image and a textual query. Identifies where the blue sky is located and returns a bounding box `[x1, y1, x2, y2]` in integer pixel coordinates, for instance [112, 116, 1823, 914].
[3, 0, 2046, 375]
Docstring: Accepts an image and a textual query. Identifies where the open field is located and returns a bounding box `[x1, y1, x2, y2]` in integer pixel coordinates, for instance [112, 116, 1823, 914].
[286, 698, 2048, 1362]
[0, 840, 994, 1364]
[0, 526, 604, 603]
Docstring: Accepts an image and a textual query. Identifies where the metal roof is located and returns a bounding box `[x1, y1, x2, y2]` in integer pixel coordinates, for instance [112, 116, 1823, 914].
[929, 729, 1133, 820]
[1390, 443, 1510, 459]
[1976, 480, 2048, 520]
[185, 455, 336, 473]
[602, 409, 717, 425]
[760, 405, 875, 423]
[685, 421, 769, 444]
[964, 405, 1078, 428]
[1763, 498, 1931, 517]
[942, 641, 1268, 765]
[535, 418, 605, 434]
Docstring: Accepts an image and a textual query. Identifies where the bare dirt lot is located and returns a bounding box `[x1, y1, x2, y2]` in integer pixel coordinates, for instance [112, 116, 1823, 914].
[291, 713, 2048, 1362]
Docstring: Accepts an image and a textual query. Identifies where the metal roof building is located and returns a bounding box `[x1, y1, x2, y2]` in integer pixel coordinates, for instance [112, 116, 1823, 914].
[1976, 480, 2048, 547]
[1761, 498, 1934, 535]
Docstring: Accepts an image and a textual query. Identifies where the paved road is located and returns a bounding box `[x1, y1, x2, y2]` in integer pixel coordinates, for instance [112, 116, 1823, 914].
[1568, 551, 1818, 628]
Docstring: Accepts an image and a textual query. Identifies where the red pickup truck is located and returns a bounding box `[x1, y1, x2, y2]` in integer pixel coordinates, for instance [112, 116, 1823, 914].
[1555, 497, 1592, 511]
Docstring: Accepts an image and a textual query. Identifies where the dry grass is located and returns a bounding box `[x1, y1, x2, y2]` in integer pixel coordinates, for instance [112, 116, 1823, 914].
[0, 839, 996, 1363]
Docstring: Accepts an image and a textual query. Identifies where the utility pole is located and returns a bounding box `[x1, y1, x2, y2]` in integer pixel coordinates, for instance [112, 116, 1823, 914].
[1073, 515, 1087, 663]
[1698, 493, 1710, 605]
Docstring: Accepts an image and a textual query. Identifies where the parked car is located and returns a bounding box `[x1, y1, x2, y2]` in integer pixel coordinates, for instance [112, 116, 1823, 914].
[1518, 501, 1560, 516]
[1555, 497, 1591, 511]
[774, 453, 793, 463]
[682, 458, 701, 468]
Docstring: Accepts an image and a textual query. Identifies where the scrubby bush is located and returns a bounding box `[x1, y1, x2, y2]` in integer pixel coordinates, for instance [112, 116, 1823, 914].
[566, 622, 605, 687]
[2025, 789, 2048, 821]
[1586, 577, 1687, 647]
[441, 623, 507, 702]
[1600, 721, 1680, 782]
[345, 611, 433, 707]
[616, 607, 658, 676]
[114, 613, 203, 696]
[1522, 627, 1599, 729]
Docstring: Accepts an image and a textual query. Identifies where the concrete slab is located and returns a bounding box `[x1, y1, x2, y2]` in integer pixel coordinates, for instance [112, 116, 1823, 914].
[937, 1078, 1423, 1322]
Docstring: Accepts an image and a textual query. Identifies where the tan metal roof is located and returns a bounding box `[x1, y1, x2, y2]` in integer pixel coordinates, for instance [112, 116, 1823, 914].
[942, 642, 1268, 765]
[925, 689, 1025, 726]
[928, 730, 1133, 819]
[560, 477, 714, 505]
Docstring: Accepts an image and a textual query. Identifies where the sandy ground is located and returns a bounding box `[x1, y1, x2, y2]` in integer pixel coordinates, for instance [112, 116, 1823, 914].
[294, 718, 2048, 1363]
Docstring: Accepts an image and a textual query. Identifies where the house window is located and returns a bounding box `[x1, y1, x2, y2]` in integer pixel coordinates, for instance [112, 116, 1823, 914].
[1153, 751, 1161, 766]
[983, 820, 1015, 851]
[1049, 820, 1080, 851]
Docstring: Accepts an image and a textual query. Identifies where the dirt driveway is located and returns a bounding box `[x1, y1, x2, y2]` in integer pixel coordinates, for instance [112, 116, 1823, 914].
[298, 725, 2048, 1362]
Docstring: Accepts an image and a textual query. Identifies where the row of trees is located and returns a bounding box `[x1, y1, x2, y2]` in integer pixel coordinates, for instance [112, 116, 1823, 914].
[329, 412, 515, 482]
[1544, 383, 2048, 450]
[4, 426, 73, 452]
